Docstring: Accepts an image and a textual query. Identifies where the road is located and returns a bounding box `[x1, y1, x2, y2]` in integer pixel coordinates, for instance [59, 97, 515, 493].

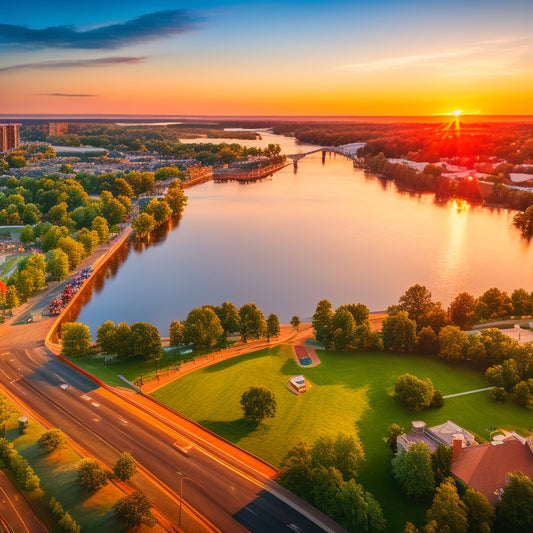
[0, 315, 346, 532]
[0, 470, 47, 533]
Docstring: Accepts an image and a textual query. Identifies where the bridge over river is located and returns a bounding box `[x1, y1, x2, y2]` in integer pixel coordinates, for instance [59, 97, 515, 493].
[286, 142, 365, 169]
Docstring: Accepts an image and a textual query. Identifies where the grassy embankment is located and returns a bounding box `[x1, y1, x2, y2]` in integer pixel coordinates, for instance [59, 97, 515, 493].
[151, 344, 533, 531]
[4, 413, 125, 532]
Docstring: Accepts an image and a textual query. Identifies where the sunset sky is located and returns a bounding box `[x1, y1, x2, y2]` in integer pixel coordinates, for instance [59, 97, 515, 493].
[1, 0, 532, 116]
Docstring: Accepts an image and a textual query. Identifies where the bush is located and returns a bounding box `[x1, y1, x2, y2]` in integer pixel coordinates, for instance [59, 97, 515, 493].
[394, 373, 434, 411]
[431, 389, 444, 408]
[490, 386, 507, 403]
[240, 386, 277, 423]
[38, 428, 67, 452]
[77, 458, 109, 491]
[113, 451, 136, 481]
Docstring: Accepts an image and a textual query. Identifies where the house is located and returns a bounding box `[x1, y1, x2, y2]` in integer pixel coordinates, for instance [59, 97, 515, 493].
[451, 434, 533, 505]
[397, 420, 476, 453]
[289, 375, 307, 393]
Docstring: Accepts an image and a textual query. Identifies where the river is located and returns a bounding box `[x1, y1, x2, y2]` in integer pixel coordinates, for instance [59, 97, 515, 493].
[74, 133, 533, 335]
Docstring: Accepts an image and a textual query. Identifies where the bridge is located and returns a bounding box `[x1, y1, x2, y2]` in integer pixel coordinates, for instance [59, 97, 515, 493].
[286, 143, 365, 169]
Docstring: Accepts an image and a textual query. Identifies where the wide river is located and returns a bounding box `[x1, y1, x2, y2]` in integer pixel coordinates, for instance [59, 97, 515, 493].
[75, 132, 533, 335]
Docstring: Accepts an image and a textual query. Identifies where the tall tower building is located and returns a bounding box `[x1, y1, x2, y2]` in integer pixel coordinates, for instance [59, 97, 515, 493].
[0, 124, 21, 152]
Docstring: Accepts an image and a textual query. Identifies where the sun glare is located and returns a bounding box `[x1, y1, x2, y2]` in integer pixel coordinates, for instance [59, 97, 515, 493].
[451, 110, 462, 116]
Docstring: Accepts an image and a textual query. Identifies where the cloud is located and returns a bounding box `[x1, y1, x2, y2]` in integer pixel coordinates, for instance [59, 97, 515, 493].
[0, 9, 201, 50]
[39, 93, 97, 97]
[0, 56, 146, 72]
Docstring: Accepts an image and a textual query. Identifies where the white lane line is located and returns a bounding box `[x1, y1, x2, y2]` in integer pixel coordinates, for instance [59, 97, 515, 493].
[119, 418, 128, 424]
[81, 394, 91, 401]
[91, 402, 100, 408]
[0, 369, 11, 380]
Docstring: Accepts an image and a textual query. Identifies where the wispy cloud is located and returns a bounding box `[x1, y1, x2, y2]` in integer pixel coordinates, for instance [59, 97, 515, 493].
[0, 56, 146, 72]
[336, 35, 533, 74]
[39, 93, 97, 97]
[0, 9, 202, 50]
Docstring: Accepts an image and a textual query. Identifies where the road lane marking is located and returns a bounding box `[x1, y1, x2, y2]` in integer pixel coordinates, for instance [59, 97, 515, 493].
[81, 395, 91, 401]
[59, 384, 69, 390]
[91, 402, 100, 407]
[0, 369, 11, 380]
[119, 418, 128, 424]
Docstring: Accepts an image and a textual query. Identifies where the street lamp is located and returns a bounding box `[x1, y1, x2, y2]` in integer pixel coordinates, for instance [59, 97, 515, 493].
[176, 471, 192, 526]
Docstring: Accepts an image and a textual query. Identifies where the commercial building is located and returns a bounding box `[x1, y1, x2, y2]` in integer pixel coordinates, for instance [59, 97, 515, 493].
[0, 123, 21, 152]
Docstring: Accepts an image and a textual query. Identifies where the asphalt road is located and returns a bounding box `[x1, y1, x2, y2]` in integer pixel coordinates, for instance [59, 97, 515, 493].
[0, 318, 346, 533]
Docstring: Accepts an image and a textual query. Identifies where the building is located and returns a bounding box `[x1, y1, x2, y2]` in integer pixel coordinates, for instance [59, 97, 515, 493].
[0, 123, 21, 152]
[397, 420, 476, 453]
[451, 434, 533, 505]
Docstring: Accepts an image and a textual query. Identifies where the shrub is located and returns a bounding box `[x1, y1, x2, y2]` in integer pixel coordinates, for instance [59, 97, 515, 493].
[38, 428, 67, 452]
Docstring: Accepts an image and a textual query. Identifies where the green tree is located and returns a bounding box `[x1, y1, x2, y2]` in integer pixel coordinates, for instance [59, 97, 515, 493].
[513, 380, 531, 406]
[76, 227, 100, 255]
[77, 458, 109, 491]
[438, 325, 469, 361]
[239, 303, 267, 342]
[20, 225, 34, 247]
[394, 373, 434, 411]
[392, 441, 435, 501]
[113, 451, 136, 481]
[165, 181, 188, 216]
[312, 299, 334, 348]
[61, 322, 91, 358]
[290, 315, 301, 331]
[431, 444, 452, 485]
[38, 428, 67, 452]
[45, 249, 70, 281]
[417, 326, 440, 355]
[132, 212, 156, 238]
[114, 322, 133, 360]
[266, 313, 280, 341]
[56, 236, 85, 269]
[91, 216, 109, 244]
[169, 320, 185, 346]
[0, 391, 17, 436]
[5, 285, 19, 313]
[384, 423, 405, 454]
[183, 306, 224, 349]
[101, 192, 127, 225]
[48, 202, 72, 227]
[113, 490, 156, 528]
[40, 225, 69, 253]
[399, 284, 434, 325]
[143, 198, 172, 225]
[215, 301, 240, 334]
[311, 434, 364, 481]
[96, 320, 117, 354]
[338, 303, 370, 325]
[477, 287, 513, 319]
[22, 203, 41, 225]
[240, 386, 277, 423]
[332, 308, 356, 350]
[130, 322, 162, 360]
[277, 441, 315, 498]
[382, 311, 417, 351]
[425, 477, 468, 533]
[511, 288, 533, 316]
[463, 488, 495, 533]
[497, 471, 533, 531]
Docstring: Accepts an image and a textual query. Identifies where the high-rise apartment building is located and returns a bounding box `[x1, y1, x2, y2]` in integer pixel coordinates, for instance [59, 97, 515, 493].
[0, 124, 21, 152]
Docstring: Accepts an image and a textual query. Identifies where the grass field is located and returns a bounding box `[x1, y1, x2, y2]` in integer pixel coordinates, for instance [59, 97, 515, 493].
[152, 345, 533, 531]
[0, 254, 30, 279]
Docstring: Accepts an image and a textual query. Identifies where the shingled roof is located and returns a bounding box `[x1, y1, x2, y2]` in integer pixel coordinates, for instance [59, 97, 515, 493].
[450, 435, 533, 505]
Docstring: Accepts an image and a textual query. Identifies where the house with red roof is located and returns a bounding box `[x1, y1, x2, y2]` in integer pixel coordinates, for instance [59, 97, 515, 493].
[451, 434, 533, 505]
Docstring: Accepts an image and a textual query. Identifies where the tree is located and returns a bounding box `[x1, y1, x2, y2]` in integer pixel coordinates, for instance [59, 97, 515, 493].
[114, 322, 133, 360]
[165, 181, 188, 216]
[5, 285, 19, 313]
[77, 458, 109, 491]
[20, 225, 34, 247]
[394, 373, 434, 411]
[61, 323, 91, 358]
[239, 303, 267, 342]
[77, 228, 100, 255]
[114, 490, 156, 528]
[266, 313, 280, 341]
[490, 386, 507, 402]
[338, 303, 370, 326]
[431, 444, 452, 485]
[425, 477, 468, 533]
[215, 301, 240, 334]
[513, 380, 531, 406]
[101, 195, 127, 225]
[438, 325, 469, 361]
[38, 428, 67, 452]
[240, 386, 277, 423]
[169, 320, 185, 346]
[277, 441, 315, 498]
[96, 320, 117, 354]
[417, 326, 440, 355]
[332, 308, 356, 350]
[392, 441, 435, 500]
[463, 488, 495, 533]
[511, 288, 533, 316]
[290, 315, 301, 331]
[312, 299, 334, 348]
[132, 212, 156, 238]
[45, 249, 70, 281]
[183, 306, 224, 349]
[56, 236, 86, 269]
[311, 434, 365, 481]
[0, 391, 17, 436]
[40, 225, 69, 253]
[477, 287, 513, 319]
[113, 451, 136, 481]
[143, 198, 172, 225]
[382, 311, 417, 351]
[130, 322, 162, 360]
[496, 471, 533, 531]
[384, 423, 405, 454]
[399, 284, 434, 325]
[91, 216, 109, 244]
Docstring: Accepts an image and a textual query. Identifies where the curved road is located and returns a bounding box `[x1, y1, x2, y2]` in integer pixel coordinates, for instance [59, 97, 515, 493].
[0, 313, 345, 532]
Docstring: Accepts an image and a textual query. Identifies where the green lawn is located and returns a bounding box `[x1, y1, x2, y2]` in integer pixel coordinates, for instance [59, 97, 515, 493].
[0, 254, 30, 279]
[152, 345, 533, 532]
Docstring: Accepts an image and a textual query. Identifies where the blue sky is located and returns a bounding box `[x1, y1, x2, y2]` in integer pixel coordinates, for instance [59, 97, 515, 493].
[1, 0, 532, 115]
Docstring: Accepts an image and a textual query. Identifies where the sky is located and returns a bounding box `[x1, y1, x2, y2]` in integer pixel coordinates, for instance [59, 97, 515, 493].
[1, 0, 532, 116]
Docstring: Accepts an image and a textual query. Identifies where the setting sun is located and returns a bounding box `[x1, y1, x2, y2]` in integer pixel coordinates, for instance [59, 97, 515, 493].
[451, 110, 463, 116]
